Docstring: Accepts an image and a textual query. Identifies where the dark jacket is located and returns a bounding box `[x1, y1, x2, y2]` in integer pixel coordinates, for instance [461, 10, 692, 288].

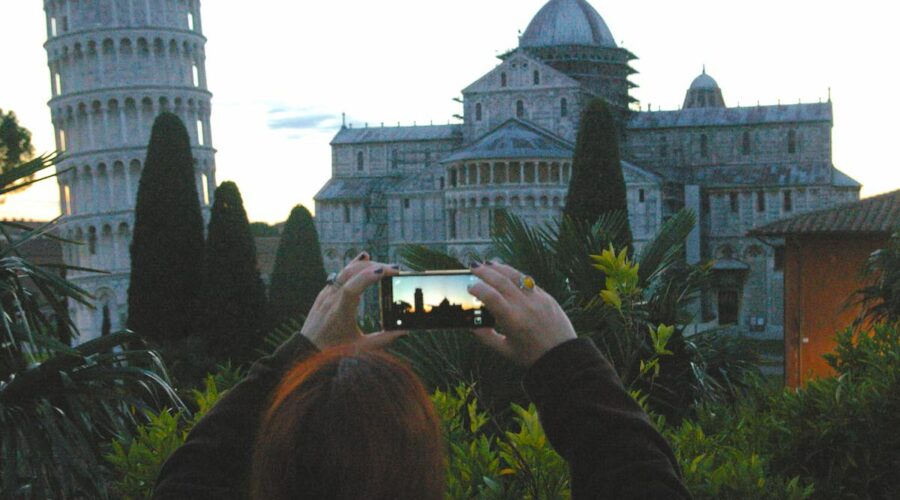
[153, 336, 691, 499]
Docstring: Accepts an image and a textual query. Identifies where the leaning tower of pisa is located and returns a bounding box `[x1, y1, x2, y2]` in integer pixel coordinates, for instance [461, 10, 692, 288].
[42, 0, 216, 341]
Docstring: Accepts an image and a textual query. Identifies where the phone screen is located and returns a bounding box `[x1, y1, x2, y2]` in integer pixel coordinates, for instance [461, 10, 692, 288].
[380, 271, 495, 331]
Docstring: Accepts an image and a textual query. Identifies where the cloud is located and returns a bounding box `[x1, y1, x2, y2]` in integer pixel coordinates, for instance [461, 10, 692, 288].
[266, 106, 342, 132]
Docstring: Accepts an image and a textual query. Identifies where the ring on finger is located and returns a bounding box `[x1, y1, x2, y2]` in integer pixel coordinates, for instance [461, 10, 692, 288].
[326, 272, 344, 288]
[518, 274, 536, 291]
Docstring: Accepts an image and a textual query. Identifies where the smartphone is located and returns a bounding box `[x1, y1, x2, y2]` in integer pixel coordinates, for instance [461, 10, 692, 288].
[380, 271, 495, 331]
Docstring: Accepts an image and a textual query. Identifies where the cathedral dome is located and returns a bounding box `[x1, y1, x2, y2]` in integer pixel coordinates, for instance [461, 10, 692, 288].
[520, 0, 617, 49]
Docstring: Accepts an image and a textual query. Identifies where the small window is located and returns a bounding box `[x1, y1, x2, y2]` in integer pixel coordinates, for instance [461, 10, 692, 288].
[439, 177, 445, 189]
[491, 208, 508, 237]
[63, 185, 72, 215]
[756, 191, 766, 213]
[343, 204, 351, 223]
[192, 65, 200, 87]
[450, 169, 457, 187]
[88, 228, 98, 255]
[391, 149, 399, 169]
[533, 70, 540, 85]
[403, 199, 410, 209]
[196, 120, 205, 146]
[187, 12, 195, 31]
[788, 130, 797, 154]
[560, 98, 568, 118]
[783, 190, 793, 212]
[54, 73, 62, 95]
[200, 173, 209, 205]
[475, 103, 482, 121]
[516, 100, 525, 119]
[729, 192, 739, 213]
[774, 246, 785, 271]
[448, 209, 457, 239]
[501, 72, 507, 87]
[638, 189, 646, 203]
[700, 134, 709, 158]
[59, 129, 67, 152]
[50, 17, 57, 37]
[356, 151, 364, 171]
[742, 131, 751, 155]
[62, 16, 69, 32]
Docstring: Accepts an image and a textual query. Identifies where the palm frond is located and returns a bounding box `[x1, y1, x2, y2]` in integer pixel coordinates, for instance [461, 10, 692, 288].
[399, 244, 466, 271]
[637, 209, 696, 284]
[0, 152, 63, 194]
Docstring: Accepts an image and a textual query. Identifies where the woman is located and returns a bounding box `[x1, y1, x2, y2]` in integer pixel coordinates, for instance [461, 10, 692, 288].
[153, 253, 690, 499]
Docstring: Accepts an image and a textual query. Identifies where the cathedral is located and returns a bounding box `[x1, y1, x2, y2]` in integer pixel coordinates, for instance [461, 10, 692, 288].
[315, 0, 861, 338]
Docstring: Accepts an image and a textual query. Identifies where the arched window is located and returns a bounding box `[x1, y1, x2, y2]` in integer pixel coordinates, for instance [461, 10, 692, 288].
[729, 192, 739, 213]
[533, 70, 540, 85]
[475, 103, 482, 121]
[500, 72, 507, 88]
[757, 191, 766, 212]
[700, 134, 709, 158]
[356, 151, 364, 171]
[88, 227, 98, 255]
[516, 100, 525, 119]
[742, 131, 751, 155]
[343, 204, 351, 223]
[788, 130, 797, 154]
[560, 98, 568, 117]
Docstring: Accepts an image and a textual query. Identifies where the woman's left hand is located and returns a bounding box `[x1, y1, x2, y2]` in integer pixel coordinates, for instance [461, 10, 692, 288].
[300, 252, 405, 350]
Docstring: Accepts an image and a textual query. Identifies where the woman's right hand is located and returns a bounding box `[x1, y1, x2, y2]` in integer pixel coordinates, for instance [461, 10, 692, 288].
[467, 261, 576, 367]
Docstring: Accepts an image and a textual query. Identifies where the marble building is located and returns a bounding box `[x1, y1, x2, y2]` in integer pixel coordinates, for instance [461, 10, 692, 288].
[315, 0, 861, 337]
[43, 0, 217, 341]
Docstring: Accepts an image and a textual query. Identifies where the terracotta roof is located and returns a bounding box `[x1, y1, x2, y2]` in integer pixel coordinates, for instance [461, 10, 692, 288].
[751, 189, 900, 236]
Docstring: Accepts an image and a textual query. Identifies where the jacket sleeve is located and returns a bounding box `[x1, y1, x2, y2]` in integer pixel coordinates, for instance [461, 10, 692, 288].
[523, 338, 691, 499]
[152, 333, 319, 500]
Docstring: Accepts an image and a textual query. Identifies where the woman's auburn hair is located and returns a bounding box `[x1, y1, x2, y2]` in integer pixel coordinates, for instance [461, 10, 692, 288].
[249, 346, 446, 500]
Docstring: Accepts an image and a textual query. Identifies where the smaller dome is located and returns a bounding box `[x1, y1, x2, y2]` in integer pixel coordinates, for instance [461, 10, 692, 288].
[690, 66, 720, 90]
[683, 67, 726, 109]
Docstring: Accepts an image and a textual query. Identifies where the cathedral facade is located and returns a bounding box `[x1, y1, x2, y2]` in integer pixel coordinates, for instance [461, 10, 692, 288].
[316, 0, 861, 338]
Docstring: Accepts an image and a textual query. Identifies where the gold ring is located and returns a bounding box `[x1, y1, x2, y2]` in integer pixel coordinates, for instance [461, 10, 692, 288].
[518, 275, 536, 291]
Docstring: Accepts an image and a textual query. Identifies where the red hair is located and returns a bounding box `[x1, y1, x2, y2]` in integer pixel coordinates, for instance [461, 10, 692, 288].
[249, 347, 445, 499]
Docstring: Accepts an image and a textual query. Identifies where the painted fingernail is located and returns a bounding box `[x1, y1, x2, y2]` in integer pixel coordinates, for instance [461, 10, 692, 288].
[357, 252, 369, 261]
[485, 260, 494, 266]
[391, 264, 401, 270]
[374, 267, 384, 274]
[470, 262, 480, 269]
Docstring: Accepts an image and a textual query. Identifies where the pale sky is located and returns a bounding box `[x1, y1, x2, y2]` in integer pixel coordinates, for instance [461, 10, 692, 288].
[2, 1, 898, 223]
[392, 274, 482, 312]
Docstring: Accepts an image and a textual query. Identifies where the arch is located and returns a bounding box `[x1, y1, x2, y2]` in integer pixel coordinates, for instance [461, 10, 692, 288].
[480, 196, 490, 208]
[88, 226, 98, 256]
[137, 37, 149, 55]
[120, 38, 133, 55]
[510, 196, 521, 207]
[159, 96, 170, 112]
[153, 37, 165, 56]
[516, 100, 525, 119]
[540, 196, 549, 208]
[533, 70, 540, 85]
[356, 151, 365, 171]
[560, 98, 568, 117]
[129, 159, 142, 202]
[493, 163, 507, 184]
[102, 38, 115, 55]
[168, 39, 179, 57]
[525, 195, 536, 207]
[117, 222, 131, 269]
[87, 40, 98, 56]
[475, 103, 482, 121]
[550, 163, 561, 183]
[552, 196, 561, 207]
[500, 72, 507, 87]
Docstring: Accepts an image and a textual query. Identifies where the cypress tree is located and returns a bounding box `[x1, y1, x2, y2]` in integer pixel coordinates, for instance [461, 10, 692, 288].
[564, 98, 633, 248]
[197, 181, 267, 362]
[127, 113, 205, 341]
[268, 205, 326, 328]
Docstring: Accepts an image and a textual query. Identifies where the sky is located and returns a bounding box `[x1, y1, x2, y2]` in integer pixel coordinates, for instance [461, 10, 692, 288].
[2, 0, 899, 223]
[392, 274, 483, 312]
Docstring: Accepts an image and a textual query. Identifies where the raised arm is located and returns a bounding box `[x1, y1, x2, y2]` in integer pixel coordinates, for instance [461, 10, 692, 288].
[153, 253, 405, 499]
[468, 261, 690, 499]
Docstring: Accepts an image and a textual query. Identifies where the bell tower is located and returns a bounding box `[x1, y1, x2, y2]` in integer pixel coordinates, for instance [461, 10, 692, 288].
[43, 0, 217, 341]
